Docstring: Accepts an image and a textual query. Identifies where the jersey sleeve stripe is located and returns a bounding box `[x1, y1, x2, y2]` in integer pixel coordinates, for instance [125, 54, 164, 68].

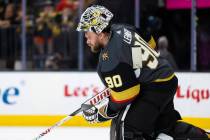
[110, 84, 140, 103]
[153, 73, 175, 82]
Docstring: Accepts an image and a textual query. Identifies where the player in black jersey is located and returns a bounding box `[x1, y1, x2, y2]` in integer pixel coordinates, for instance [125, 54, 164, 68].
[77, 5, 209, 140]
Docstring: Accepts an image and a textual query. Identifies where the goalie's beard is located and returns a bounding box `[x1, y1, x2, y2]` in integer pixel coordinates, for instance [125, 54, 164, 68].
[90, 44, 102, 53]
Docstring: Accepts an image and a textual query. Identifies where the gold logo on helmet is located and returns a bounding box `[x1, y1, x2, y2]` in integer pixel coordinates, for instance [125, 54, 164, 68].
[93, 10, 101, 17]
[90, 10, 101, 26]
[102, 52, 109, 61]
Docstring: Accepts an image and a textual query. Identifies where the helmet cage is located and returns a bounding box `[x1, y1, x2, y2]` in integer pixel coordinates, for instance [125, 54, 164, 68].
[77, 5, 113, 34]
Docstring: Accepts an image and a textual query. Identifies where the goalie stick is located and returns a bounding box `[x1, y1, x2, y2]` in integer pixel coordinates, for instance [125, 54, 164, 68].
[33, 88, 110, 140]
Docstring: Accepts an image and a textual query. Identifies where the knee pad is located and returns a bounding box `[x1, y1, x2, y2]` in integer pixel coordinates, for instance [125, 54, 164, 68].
[171, 121, 209, 139]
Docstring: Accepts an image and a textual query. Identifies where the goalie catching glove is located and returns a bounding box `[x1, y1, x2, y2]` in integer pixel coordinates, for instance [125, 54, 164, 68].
[82, 98, 118, 123]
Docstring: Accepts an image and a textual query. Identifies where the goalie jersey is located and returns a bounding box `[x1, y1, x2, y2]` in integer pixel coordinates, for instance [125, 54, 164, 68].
[97, 24, 175, 112]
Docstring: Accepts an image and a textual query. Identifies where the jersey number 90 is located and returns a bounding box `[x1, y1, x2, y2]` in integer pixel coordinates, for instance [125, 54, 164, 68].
[105, 75, 122, 88]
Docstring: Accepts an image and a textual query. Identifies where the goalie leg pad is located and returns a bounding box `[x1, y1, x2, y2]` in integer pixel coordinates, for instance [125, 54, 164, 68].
[172, 121, 209, 139]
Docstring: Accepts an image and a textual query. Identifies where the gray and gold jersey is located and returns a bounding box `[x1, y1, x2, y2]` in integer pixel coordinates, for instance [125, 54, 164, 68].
[97, 24, 175, 111]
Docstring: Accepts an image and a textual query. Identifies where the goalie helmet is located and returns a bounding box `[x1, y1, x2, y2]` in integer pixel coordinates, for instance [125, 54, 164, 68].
[77, 5, 113, 34]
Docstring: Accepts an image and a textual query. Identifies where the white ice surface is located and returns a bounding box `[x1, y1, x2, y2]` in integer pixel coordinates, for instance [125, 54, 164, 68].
[0, 127, 209, 140]
[0, 127, 110, 140]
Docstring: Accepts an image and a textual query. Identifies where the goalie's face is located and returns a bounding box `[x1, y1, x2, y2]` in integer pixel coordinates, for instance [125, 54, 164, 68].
[85, 31, 101, 53]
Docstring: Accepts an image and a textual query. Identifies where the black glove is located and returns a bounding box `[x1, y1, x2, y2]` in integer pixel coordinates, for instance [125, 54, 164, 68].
[82, 98, 118, 123]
